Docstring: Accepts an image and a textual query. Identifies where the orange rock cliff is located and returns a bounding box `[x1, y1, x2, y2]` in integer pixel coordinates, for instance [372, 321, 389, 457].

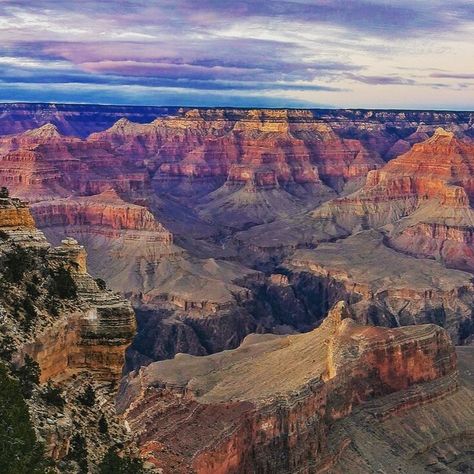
[118, 302, 458, 473]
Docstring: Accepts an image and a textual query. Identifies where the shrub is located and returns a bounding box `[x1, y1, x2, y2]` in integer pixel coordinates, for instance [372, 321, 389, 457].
[3, 246, 34, 283]
[45, 296, 60, 317]
[77, 384, 95, 407]
[21, 297, 37, 332]
[98, 414, 108, 435]
[95, 278, 107, 291]
[26, 280, 41, 299]
[15, 355, 41, 399]
[0, 187, 8, 198]
[68, 433, 88, 474]
[0, 363, 48, 474]
[42, 380, 65, 409]
[0, 335, 15, 362]
[98, 447, 145, 474]
[49, 266, 77, 299]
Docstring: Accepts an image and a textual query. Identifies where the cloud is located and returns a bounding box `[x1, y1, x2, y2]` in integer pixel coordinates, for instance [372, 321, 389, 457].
[0, 1, 472, 107]
[345, 73, 417, 86]
[430, 72, 474, 80]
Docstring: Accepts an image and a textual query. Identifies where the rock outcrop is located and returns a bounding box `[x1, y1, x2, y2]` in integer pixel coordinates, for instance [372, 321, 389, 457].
[0, 196, 136, 382]
[90, 109, 385, 194]
[0, 194, 141, 470]
[284, 230, 474, 343]
[314, 129, 474, 232]
[0, 123, 149, 201]
[32, 189, 172, 237]
[118, 302, 459, 473]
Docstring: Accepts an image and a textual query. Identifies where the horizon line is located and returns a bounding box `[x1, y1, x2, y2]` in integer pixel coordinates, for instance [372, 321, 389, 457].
[0, 101, 473, 114]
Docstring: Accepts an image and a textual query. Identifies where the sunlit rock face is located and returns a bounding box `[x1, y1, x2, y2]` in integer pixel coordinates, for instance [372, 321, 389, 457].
[0, 196, 136, 383]
[89, 109, 384, 193]
[117, 302, 460, 474]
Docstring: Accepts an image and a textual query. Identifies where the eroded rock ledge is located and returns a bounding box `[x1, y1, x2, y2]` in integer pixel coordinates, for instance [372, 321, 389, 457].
[118, 302, 457, 473]
[0, 196, 136, 382]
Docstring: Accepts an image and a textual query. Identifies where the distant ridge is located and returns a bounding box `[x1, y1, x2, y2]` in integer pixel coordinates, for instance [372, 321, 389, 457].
[0, 102, 473, 138]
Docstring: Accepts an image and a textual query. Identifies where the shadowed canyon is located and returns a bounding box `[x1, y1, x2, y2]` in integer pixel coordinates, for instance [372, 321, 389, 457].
[0, 104, 473, 473]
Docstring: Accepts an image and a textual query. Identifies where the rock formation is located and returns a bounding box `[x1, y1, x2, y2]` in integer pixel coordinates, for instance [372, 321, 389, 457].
[1, 105, 474, 472]
[313, 128, 474, 232]
[118, 302, 462, 473]
[284, 230, 474, 343]
[0, 196, 136, 382]
[0, 194, 140, 469]
[89, 109, 384, 194]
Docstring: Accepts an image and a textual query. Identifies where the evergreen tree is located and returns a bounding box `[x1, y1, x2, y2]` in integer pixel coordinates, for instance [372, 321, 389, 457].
[49, 266, 77, 299]
[0, 363, 47, 473]
[0, 335, 15, 362]
[3, 245, 34, 283]
[77, 384, 95, 407]
[98, 414, 109, 434]
[41, 380, 65, 408]
[15, 355, 41, 399]
[68, 433, 88, 474]
[98, 447, 144, 474]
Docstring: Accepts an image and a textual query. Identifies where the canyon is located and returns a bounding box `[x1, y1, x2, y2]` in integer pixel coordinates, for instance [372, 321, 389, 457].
[119, 302, 473, 473]
[0, 104, 474, 472]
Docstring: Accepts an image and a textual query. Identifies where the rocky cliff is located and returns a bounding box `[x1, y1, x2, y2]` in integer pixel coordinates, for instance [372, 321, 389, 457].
[313, 128, 474, 231]
[0, 194, 139, 469]
[0, 196, 136, 381]
[284, 230, 474, 344]
[118, 302, 460, 473]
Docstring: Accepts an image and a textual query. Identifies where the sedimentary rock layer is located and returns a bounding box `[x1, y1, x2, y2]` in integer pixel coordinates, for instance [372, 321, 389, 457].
[284, 230, 474, 343]
[0, 196, 136, 382]
[118, 302, 458, 473]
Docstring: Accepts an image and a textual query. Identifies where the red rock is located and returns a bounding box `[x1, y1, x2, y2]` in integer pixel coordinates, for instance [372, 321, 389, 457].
[32, 189, 172, 237]
[90, 109, 384, 191]
[118, 302, 457, 473]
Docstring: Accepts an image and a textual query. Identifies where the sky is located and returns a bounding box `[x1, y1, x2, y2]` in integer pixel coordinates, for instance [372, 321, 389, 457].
[0, 0, 473, 109]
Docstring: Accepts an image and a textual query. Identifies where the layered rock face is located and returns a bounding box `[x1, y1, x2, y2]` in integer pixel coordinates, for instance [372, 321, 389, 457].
[32, 189, 172, 237]
[0, 108, 472, 230]
[23, 238, 136, 382]
[0, 194, 36, 228]
[0, 123, 149, 201]
[2, 110, 474, 369]
[89, 109, 385, 193]
[0, 195, 142, 468]
[118, 302, 459, 473]
[0, 196, 136, 382]
[284, 230, 474, 343]
[314, 128, 474, 231]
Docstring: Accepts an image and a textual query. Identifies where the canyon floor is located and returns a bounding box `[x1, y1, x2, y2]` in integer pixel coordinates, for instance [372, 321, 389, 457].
[0, 104, 473, 472]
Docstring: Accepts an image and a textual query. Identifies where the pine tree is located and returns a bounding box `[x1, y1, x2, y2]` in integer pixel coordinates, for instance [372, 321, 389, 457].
[42, 380, 65, 408]
[15, 355, 41, 399]
[77, 384, 95, 407]
[68, 433, 88, 474]
[98, 414, 108, 435]
[0, 363, 47, 473]
[98, 447, 144, 474]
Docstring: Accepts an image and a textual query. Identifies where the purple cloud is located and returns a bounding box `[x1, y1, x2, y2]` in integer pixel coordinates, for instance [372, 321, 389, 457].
[0, 1, 472, 107]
